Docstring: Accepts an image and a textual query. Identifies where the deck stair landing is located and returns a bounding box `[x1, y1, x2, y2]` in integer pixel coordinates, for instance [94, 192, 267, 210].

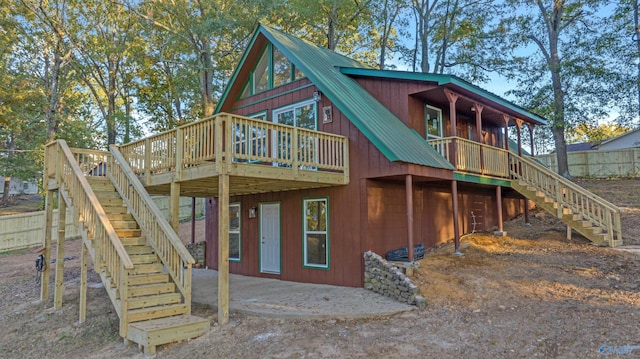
[44, 140, 208, 355]
[509, 154, 622, 247]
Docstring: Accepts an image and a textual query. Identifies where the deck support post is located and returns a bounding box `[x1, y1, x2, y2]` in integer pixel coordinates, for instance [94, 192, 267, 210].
[451, 180, 461, 255]
[41, 189, 54, 303]
[54, 196, 66, 309]
[191, 197, 196, 244]
[495, 186, 505, 236]
[170, 182, 181, 233]
[217, 173, 230, 325]
[405, 175, 414, 262]
[79, 241, 87, 323]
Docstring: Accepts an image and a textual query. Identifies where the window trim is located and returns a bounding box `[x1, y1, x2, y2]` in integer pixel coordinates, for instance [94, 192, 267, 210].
[302, 197, 330, 270]
[425, 105, 444, 139]
[229, 202, 241, 262]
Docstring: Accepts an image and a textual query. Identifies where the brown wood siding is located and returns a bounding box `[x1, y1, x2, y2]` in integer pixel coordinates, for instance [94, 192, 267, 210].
[207, 75, 525, 287]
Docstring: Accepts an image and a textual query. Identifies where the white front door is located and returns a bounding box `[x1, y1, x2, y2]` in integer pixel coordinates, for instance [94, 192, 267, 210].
[260, 203, 281, 274]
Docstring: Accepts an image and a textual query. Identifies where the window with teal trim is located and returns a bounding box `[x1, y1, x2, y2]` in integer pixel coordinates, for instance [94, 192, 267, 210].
[229, 203, 241, 261]
[303, 198, 328, 268]
[241, 44, 305, 99]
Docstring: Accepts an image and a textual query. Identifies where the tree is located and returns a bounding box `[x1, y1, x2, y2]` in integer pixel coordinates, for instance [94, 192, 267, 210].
[499, 0, 608, 178]
[566, 122, 631, 144]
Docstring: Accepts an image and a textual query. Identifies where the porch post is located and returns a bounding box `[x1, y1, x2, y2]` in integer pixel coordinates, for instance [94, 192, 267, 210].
[495, 186, 505, 236]
[191, 197, 196, 244]
[54, 196, 66, 309]
[170, 182, 180, 233]
[515, 119, 523, 156]
[515, 119, 530, 225]
[217, 173, 230, 325]
[445, 90, 459, 167]
[451, 180, 462, 255]
[502, 114, 510, 151]
[405, 175, 414, 262]
[473, 103, 485, 174]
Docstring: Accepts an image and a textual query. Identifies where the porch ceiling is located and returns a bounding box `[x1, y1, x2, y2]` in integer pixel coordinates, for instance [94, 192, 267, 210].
[411, 87, 536, 128]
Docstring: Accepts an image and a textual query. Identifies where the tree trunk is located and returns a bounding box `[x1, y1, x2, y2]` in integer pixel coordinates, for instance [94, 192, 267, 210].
[327, 4, 339, 50]
[199, 50, 215, 117]
[2, 177, 9, 206]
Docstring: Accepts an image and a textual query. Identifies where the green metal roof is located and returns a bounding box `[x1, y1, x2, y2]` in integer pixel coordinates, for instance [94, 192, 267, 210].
[216, 24, 454, 169]
[339, 68, 548, 126]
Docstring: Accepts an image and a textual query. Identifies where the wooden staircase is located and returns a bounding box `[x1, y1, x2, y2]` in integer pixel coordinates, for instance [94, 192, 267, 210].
[509, 154, 623, 247]
[44, 140, 209, 355]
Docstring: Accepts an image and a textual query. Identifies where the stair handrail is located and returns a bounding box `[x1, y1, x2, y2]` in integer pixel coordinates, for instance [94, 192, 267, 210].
[108, 145, 195, 311]
[46, 140, 134, 335]
[510, 153, 622, 246]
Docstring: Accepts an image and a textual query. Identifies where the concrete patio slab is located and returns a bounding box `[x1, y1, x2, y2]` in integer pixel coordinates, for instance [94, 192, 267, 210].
[191, 269, 415, 319]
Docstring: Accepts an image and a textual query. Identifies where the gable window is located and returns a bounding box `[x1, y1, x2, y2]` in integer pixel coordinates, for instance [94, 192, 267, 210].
[229, 203, 241, 261]
[425, 105, 443, 139]
[303, 198, 328, 269]
[241, 43, 306, 99]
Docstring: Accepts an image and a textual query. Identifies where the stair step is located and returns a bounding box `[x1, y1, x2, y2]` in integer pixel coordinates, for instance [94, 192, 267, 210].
[128, 272, 169, 285]
[130, 263, 164, 275]
[111, 220, 139, 229]
[543, 196, 555, 203]
[121, 237, 147, 246]
[95, 191, 121, 200]
[98, 198, 126, 206]
[127, 303, 189, 323]
[130, 254, 158, 265]
[586, 226, 603, 234]
[107, 213, 134, 221]
[102, 206, 129, 214]
[126, 315, 210, 355]
[116, 229, 142, 237]
[125, 245, 154, 255]
[128, 293, 182, 310]
[128, 283, 176, 298]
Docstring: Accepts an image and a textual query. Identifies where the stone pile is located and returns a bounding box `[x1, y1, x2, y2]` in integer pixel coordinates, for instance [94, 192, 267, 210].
[186, 241, 206, 265]
[363, 251, 426, 308]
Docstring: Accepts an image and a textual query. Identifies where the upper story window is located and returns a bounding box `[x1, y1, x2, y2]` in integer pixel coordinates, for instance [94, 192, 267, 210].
[425, 105, 443, 139]
[240, 44, 306, 99]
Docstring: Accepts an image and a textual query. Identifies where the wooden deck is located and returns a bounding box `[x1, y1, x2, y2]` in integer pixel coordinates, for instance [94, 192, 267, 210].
[118, 113, 349, 197]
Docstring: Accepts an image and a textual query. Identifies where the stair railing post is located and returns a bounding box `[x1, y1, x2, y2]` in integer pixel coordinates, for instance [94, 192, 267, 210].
[607, 212, 614, 247]
[555, 178, 563, 218]
[614, 211, 622, 245]
[144, 138, 151, 186]
[119, 266, 129, 338]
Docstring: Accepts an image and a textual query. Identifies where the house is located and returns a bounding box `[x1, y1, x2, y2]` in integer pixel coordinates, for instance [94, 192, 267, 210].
[40, 24, 622, 347]
[597, 128, 640, 150]
[202, 24, 549, 287]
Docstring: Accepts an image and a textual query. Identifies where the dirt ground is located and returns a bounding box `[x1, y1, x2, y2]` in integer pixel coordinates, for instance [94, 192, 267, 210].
[1, 179, 639, 358]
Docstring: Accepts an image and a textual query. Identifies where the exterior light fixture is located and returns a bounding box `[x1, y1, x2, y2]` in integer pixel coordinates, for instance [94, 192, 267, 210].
[313, 90, 322, 102]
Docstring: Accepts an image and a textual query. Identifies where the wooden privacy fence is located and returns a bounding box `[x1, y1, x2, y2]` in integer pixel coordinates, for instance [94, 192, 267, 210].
[0, 196, 202, 253]
[536, 148, 640, 178]
[0, 209, 77, 252]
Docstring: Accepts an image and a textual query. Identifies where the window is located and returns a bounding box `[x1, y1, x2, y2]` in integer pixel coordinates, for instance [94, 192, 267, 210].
[425, 105, 443, 139]
[233, 112, 268, 162]
[229, 203, 241, 261]
[241, 44, 306, 98]
[303, 198, 328, 268]
[273, 99, 317, 166]
[253, 49, 269, 94]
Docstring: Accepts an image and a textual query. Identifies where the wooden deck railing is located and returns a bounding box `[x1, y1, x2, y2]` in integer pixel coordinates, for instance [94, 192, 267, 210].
[109, 146, 195, 312]
[46, 141, 133, 335]
[119, 113, 349, 178]
[510, 154, 622, 246]
[428, 136, 510, 178]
